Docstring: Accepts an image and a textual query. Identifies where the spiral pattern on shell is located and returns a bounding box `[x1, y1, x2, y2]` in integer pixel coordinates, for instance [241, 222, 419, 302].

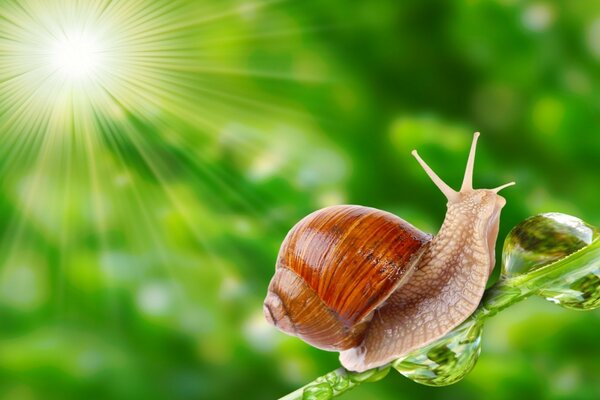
[264, 205, 432, 350]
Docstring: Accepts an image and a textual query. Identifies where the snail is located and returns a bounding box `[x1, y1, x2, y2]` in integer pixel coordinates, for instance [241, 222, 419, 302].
[263, 132, 515, 372]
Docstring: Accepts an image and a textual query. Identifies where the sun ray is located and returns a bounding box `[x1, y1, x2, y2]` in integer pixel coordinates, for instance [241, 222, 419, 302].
[0, 0, 342, 344]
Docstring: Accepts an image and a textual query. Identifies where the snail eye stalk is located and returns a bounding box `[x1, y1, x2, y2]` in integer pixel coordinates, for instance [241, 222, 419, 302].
[411, 150, 458, 202]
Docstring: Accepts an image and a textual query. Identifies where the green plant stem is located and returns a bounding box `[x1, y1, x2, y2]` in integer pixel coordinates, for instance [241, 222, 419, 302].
[280, 238, 600, 400]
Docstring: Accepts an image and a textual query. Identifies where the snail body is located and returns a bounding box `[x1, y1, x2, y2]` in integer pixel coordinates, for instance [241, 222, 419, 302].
[264, 132, 514, 372]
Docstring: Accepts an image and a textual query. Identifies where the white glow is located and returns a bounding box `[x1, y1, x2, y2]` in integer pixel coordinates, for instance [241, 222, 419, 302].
[50, 32, 103, 81]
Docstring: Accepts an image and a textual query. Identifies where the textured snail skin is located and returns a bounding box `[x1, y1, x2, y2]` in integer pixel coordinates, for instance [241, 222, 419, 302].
[340, 190, 506, 371]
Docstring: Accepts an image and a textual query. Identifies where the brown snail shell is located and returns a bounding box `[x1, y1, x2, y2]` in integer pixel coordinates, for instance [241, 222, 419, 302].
[264, 205, 432, 351]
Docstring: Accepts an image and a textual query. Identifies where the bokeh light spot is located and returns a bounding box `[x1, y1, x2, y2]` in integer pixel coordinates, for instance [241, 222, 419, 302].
[532, 97, 564, 136]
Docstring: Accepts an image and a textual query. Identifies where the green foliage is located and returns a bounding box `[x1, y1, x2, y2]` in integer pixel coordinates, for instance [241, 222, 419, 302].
[0, 1, 599, 400]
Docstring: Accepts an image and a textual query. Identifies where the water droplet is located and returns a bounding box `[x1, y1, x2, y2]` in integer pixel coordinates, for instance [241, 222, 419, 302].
[298, 369, 352, 400]
[392, 321, 483, 386]
[348, 366, 390, 383]
[325, 372, 350, 391]
[502, 213, 598, 277]
[302, 383, 332, 400]
[298, 366, 389, 399]
[539, 268, 600, 310]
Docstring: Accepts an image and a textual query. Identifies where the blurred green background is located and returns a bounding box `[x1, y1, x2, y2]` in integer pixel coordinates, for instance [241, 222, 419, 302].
[0, 0, 599, 399]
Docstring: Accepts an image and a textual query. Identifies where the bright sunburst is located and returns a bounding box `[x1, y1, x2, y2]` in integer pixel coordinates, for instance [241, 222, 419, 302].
[0, 0, 326, 305]
[0, 1, 338, 393]
[0, 0, 179, 131]
[49, 31, 104, 81]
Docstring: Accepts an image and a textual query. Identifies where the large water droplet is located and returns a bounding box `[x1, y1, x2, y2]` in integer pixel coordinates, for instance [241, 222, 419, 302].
[502, 213, 598, 277]
[392, 321, 483, 386]
[539, 267, 600, 310]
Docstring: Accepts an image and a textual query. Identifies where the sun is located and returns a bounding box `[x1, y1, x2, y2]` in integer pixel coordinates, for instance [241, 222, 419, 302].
[0, 0, 185, 129]
[49, 31, 104, 81]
